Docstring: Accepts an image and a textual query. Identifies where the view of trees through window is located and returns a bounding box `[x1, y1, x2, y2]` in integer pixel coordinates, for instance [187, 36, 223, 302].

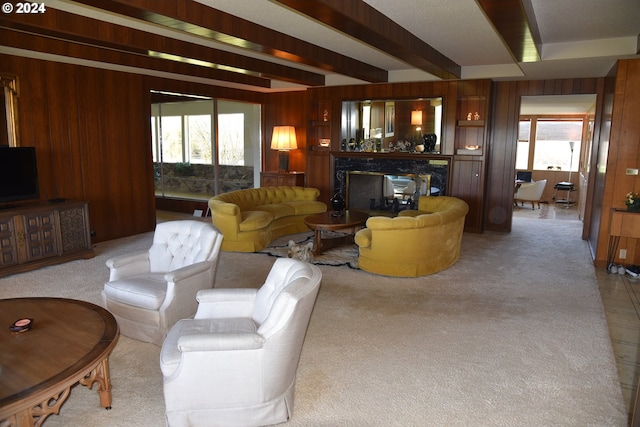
[151, 93, 261, 200]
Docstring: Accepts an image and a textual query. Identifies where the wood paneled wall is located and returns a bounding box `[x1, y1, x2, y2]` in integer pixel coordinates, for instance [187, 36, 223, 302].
[1, 54, 155, 242]
[1, 54, 265, 242]
[263, 91, 308, 174]
[595, 59, 640, 267]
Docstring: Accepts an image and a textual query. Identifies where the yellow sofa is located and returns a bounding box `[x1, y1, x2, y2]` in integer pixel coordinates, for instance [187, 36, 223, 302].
[208, 186, 326, 252]
[354, 196, 469, 277]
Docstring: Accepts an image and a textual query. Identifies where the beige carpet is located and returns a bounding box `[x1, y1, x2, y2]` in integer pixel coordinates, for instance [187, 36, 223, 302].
[0, 216, 627, 426]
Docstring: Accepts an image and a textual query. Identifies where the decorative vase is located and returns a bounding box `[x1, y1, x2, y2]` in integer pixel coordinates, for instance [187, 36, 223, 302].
[330, 192, 345, 216]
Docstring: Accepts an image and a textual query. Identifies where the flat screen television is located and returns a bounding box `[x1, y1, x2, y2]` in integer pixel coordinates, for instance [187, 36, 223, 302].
[0, 146, 40, 207]
[516, 171, 532, 182]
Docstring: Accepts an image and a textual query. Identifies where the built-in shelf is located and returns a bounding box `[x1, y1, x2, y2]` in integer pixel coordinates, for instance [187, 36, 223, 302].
[456, 149, 482, 156]
[457, 120, 485, 127]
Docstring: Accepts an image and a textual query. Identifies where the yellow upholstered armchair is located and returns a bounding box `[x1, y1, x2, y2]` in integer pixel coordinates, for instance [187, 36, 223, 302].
[354, 196, 469, 277]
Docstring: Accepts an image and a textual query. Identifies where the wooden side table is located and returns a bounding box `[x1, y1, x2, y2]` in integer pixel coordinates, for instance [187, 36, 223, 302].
[304, 210, 369, 255]
[260, 171, 304, 187]
[607, 208, 640, 268]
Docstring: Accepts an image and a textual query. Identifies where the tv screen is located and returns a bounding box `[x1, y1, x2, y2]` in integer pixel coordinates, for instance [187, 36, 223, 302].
[0, 146, 40, 204]
[516, 171, 532, 182]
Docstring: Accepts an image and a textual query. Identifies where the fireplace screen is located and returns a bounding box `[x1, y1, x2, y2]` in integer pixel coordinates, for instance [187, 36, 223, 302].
[346, 171, 432, 212]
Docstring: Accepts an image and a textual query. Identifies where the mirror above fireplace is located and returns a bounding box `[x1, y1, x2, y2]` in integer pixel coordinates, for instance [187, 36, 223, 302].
[340, 97, 443, 153]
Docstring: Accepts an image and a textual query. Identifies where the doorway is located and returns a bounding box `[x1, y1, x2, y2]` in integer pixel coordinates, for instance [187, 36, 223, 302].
[513, 94, 597, 223]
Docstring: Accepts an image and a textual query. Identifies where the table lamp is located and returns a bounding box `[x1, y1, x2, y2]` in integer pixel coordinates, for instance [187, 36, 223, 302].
[271, 126, 298, 172]
[411, 110, 422, 141]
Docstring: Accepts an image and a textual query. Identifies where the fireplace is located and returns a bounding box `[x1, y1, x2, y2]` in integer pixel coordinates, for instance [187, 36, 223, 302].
[334, 153, 451, 212]
[346, 171, 432, 211]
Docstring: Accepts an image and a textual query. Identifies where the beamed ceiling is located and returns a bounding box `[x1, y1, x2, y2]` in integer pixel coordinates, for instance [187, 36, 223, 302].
[0, 0, 639, 92]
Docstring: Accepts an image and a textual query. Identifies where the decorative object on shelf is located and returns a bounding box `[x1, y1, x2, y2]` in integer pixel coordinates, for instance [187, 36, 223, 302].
[323, 109, 329, 122]
[319, 138, 330, 147]
[363, 139, 374, 152]
[330, 192, 345, 217]
[465, 145, 480, 150]
[626, 192, 640, 211]
[474, 112, 480, 120]
[467, 112, 472, 120]
[271, 125, 298, 172]
[423, 134, 437, 152]
[385, 102, 395, 137]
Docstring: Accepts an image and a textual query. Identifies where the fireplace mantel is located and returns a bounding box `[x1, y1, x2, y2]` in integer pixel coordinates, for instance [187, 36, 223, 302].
[332, 152, 452, 199]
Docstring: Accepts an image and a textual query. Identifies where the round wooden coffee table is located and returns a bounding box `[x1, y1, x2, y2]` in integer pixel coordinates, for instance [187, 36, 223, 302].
[0, 297, 119, 427]
[304, 210, 369, 254]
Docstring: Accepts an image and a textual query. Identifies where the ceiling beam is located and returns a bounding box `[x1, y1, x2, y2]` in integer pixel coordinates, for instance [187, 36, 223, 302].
[476, 0, 541, 63]
[0, 8, 325, 87]
[274, 0, 461, 80]
[0, 28, 273, 88]
[72, 0, 389, 83]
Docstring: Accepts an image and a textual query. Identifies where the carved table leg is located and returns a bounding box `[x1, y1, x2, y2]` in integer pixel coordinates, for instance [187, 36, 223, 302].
[0, 387, 72, 427]
[79, 357, 113, 409]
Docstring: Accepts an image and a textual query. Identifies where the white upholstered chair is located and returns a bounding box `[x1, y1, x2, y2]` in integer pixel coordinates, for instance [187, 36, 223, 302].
[514, 179, 547, 209]
[102, 220, 223, 346]
[160, 258, 322, 427]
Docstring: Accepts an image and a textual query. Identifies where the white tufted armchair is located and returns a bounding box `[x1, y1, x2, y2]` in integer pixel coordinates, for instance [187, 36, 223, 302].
[160, 258, 322, 427]
[102, 220, 223, 346]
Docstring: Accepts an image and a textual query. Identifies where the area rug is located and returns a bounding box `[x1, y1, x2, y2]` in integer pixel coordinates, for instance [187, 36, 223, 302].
[258, 231, 360, 269]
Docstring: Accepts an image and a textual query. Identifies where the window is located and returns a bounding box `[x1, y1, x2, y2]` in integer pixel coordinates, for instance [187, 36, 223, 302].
[151, 93, 261, 200]
[515, 119, 531, 170]
[218, 113, 245, 166]
[515, 117, 583, 172]
[533, 120, 582, 171]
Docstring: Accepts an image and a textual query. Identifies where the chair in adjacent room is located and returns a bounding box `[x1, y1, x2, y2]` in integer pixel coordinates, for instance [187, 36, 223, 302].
[514, 179, 547, 209]
[160, 258, 322, 427]
[102, 220, 223, 346]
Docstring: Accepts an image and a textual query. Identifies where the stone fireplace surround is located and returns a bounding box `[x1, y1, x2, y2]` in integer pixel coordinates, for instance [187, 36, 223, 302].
[333, 153, 451, 210]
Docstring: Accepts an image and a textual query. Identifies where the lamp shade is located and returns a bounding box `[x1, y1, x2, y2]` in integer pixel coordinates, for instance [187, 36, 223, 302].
[411, 110, 422, 126]
[270, 126, 298, 151]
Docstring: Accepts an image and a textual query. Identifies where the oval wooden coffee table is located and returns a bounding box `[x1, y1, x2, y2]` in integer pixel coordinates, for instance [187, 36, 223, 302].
[0, 297, 119, 427]
[304, 210, 369, 255]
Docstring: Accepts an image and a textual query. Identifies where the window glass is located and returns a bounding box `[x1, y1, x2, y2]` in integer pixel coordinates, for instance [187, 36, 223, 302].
[533, 120, 582, 171]
[151, 94, 261, 200]
[186, 115, 212, 164]
[218, 113, 245, 166]
[515, 119, 531, 170]
[515, 141, 529, 170]
[160, 115, 183, 163]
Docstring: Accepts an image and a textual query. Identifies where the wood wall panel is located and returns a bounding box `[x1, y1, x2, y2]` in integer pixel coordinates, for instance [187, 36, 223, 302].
[263, 91, 308, 173]
[1, 54, 266, 242]
[594, 59, 640, 267]
[1, 55, 156, 242]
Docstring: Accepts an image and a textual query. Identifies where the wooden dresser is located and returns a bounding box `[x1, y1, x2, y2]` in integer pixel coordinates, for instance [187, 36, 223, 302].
[260, 171, 305, 187]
